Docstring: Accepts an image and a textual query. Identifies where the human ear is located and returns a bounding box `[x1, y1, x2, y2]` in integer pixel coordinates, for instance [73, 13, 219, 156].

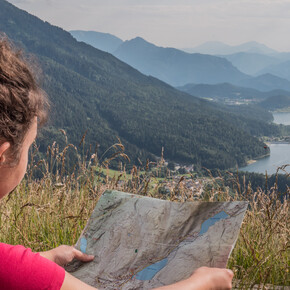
[0, 142, 11, 164]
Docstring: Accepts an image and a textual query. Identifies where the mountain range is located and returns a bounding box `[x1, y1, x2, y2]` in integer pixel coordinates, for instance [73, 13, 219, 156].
[71, 31, 290, 91]
[182, 41, 278, 55]
[0, 0, 278, 169]
[113, 38, 290, 90]
[113, 37, 248, 87]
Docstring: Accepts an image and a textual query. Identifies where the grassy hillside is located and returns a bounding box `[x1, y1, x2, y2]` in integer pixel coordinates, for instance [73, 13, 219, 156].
[0, 144, 288, 288]
[0, 0, 278, 169]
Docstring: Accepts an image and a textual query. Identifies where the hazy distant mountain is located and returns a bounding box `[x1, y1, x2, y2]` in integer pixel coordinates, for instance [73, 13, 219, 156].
[113, 37, 248, 87]
[237, 73, 290, 92]
[222, 52, 282, 75]
[184, 41, 277, 55]
[273, 52, 290, 61]
[256, 60, 290, 81]
[70, 30, 123, 53]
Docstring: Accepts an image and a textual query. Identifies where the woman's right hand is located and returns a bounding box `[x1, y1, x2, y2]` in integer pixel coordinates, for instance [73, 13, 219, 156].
[155, 266, 234, 290]
[187, 267, 233, 289]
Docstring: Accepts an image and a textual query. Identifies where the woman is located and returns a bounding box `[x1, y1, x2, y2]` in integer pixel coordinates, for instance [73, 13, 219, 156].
[0, 36, 233, 290]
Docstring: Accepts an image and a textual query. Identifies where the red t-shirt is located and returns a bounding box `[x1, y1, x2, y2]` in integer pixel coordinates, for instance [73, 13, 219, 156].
[0, 243, 65, 290]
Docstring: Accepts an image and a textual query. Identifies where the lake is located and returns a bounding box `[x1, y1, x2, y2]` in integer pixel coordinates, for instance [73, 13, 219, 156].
[240, 112, 290, 175]
[273, 112, 290, 125]
[239, 144, 290, 175]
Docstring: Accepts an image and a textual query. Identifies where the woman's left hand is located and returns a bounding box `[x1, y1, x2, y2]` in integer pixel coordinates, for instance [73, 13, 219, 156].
[39, 245, 94, 267]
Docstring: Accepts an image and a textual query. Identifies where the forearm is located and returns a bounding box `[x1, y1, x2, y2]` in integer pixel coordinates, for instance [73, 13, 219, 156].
[61, 271, 97, 290]
[39, 251, 54, 262]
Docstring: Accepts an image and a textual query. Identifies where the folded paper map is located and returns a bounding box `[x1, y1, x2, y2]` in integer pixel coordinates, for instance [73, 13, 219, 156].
[66, 190, 248, 289]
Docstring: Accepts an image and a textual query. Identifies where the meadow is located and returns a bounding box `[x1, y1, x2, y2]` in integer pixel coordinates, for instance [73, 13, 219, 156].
[0, 139, 289, 289]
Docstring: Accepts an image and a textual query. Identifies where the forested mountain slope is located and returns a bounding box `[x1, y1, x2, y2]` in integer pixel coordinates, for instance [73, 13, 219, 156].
[177, 82, 290, 108]
[0, 0, 276, 169]
[258, 95, 290, 111]
[178, 83, 268, 101]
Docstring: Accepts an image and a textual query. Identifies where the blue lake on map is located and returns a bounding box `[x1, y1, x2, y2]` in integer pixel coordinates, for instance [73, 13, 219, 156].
[199, 211, 229, 235]
[135, 258, 168, 280]
[135, 211, 229, 281]
[80, 237, 87, 253]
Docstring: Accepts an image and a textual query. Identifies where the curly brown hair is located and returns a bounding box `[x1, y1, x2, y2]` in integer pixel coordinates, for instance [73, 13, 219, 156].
[0, 35, 49, 165]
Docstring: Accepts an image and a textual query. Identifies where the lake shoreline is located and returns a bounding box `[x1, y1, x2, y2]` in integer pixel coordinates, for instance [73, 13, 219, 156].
[271, 108, 290, 113]
[240, 143, 290, 175]
[268, 141, 290, 144]
[245, 152, 270, 165]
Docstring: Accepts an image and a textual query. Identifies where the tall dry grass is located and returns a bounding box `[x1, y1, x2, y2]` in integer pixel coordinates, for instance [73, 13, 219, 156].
[0, 139, 289, 289]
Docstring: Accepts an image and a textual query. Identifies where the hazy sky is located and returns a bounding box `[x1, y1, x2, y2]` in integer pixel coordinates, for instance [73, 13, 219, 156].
[7, 0, 290, 51]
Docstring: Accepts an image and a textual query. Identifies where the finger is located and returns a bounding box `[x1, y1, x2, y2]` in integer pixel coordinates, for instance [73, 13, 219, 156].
[72, 248, 94, 262]
[226, 269, 234, 278]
